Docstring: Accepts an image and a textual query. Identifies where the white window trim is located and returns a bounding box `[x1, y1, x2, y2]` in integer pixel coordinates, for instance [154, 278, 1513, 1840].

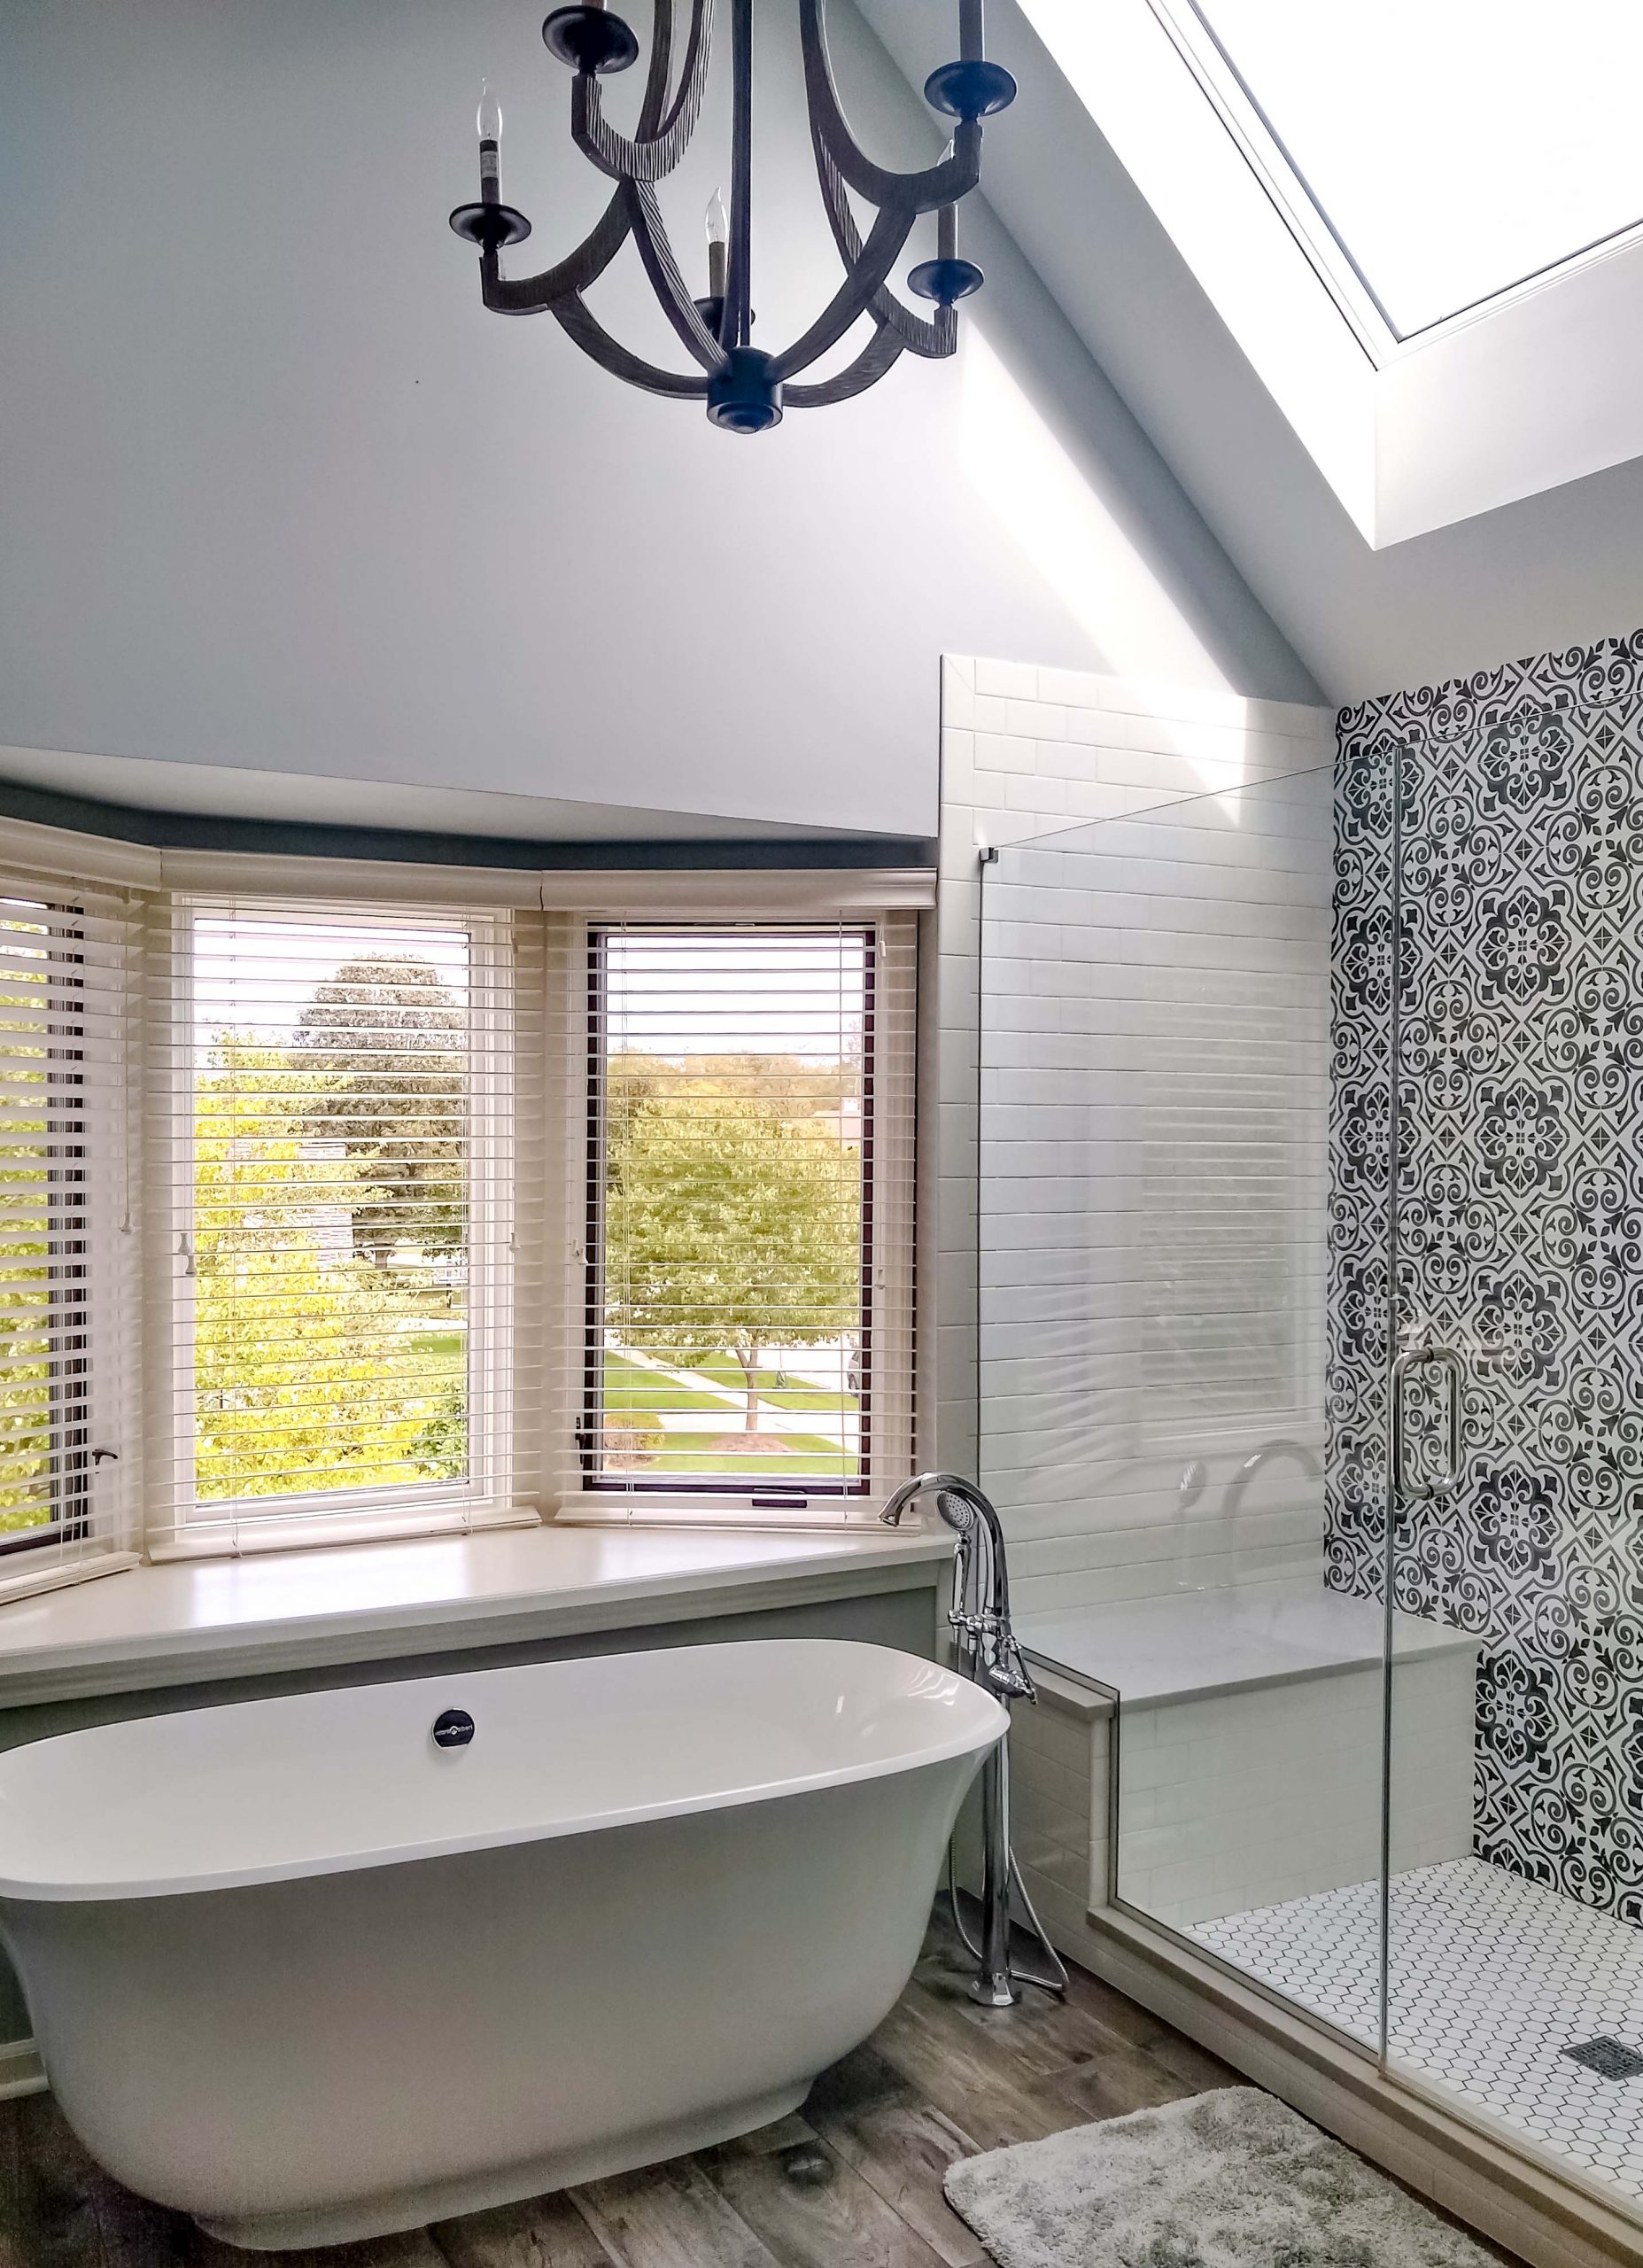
[1145, 0, 1643, 360]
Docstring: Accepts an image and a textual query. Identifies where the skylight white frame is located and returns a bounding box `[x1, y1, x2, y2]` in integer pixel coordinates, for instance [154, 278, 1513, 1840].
[1021, 0, 1643, 547]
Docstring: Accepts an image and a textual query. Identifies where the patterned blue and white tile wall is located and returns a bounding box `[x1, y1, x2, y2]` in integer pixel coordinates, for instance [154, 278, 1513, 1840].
[1329, 628, 1643, 1922]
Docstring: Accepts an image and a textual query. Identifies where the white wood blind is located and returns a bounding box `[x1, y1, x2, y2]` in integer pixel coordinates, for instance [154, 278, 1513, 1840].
[0, 866, 136, 1599]
[145, 897, 538, 1556]
[559, 914, 918, 1526]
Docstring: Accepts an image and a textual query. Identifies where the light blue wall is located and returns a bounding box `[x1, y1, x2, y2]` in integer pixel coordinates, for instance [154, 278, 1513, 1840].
[0, 0, 1317, 841]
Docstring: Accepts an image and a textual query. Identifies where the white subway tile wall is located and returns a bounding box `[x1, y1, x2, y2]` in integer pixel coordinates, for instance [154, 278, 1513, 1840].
[936, 655, 1337, 1619]
[1114, 1651, 1476, 1933]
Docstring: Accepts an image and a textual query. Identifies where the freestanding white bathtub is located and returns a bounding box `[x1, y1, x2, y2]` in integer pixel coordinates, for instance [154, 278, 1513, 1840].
[0, 1637, 1003, 2249]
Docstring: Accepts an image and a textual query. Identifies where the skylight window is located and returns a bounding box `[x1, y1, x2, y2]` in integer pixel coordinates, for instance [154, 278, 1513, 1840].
[1019, 0, 1643, 539]
[1172, 0, 1643, 338]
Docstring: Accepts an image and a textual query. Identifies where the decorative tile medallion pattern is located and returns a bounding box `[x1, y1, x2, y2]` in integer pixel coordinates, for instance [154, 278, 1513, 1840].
[1329, 628, 1643, 1920]
[1194, 1857, 1643, 2198]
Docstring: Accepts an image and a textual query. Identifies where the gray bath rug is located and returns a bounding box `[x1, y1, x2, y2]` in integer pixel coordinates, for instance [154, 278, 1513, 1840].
[943, 2088, 1497, 2268]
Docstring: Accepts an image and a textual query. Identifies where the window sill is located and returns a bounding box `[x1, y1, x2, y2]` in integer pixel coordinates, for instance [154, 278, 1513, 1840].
[0, 1524, 955, 1710]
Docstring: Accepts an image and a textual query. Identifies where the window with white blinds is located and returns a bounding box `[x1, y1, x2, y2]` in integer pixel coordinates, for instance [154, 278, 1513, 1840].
[577, 920, 917, 1513]
[0, 842, 924, 1576]
[148, 900, 527, 1554]
[0, 866, 133, 1596]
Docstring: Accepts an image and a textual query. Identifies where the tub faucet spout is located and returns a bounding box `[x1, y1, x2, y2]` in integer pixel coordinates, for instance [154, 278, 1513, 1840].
[880, 1473, 1035, 1705]
[1223, 1437, 1323, 1525]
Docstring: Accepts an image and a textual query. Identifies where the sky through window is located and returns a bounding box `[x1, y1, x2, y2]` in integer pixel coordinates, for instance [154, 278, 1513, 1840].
[1185, 0, 1643, 335]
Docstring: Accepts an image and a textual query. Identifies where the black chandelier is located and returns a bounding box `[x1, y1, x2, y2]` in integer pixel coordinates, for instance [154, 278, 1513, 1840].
[449, 1, 1016, 435]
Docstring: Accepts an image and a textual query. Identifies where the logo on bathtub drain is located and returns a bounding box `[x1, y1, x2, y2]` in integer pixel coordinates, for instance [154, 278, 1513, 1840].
[431, 1707, 476, 1750]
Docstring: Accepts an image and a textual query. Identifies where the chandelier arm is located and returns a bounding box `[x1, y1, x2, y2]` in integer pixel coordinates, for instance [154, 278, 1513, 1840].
[480, 192, 632, 315]
[768, 199, 916, 382]
[785, 322, 908, 408]
[633, 0, 679, 136]
[477, 4, 676, 315]
[552, 296, 712, 398]
[812, 138, 947, 357]
[724, 0, 754, 352]
[573, 0, 715, 187]
[624, 182, 727, 370]
[907, 302, 958, 361]
[799, 0, 981, 211]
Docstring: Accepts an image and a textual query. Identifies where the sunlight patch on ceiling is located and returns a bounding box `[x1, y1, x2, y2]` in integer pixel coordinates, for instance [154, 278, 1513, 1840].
[959, 331, 1232, 693]
[1178, 0, 1643, 338]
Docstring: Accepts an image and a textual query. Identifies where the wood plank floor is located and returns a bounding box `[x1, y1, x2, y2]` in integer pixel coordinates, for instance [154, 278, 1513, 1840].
[0, 1902, 1474, 2268]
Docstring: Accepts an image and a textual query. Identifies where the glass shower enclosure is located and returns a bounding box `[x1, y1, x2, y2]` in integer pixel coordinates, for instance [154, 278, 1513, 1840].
[979, 737, 1643, 2213]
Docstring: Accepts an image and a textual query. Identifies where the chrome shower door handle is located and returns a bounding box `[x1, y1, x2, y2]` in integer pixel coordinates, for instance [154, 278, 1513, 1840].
[1390, 1348, 1423, 1499]
[1430, 1345, 1464, 1493]
[1391, 1342, 1465, 1500]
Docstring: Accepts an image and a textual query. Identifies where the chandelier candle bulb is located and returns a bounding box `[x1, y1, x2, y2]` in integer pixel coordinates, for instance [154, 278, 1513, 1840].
[706, 189, 729, 303]
[477, 81, 501, 199]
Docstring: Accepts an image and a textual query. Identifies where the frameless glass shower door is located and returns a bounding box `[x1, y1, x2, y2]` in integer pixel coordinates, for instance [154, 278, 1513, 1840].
[980, 765, 1391, 2040]
[978, 685, 1643, 2225]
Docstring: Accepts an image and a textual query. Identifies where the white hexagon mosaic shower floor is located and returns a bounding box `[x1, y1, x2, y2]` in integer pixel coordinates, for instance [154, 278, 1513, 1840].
[1192, 1856, 1643, 2200]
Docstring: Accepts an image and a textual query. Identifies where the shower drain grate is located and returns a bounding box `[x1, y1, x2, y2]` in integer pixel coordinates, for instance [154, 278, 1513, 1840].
[1562, 2038, 1643, 2080]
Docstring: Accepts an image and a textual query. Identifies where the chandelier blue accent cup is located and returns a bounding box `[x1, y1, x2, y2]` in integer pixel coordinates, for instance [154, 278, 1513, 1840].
[449, 1, 1016, 433]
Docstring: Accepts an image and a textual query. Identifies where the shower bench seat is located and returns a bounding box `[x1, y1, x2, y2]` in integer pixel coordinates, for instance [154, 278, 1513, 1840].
[1015, 1577, 1481, 1933]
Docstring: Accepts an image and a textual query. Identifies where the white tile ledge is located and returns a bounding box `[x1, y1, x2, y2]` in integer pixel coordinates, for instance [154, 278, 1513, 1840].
[1020, 1579, 1480, 1706]
[1026, 1659, 1115, 1722]
[0, 1526, 954, 1710]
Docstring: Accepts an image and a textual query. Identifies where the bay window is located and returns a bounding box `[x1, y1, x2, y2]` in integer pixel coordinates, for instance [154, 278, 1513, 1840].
[0, 830, 925, 1590]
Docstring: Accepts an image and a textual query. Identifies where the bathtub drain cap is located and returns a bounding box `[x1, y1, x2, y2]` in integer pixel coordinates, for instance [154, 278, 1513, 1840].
[431, 1707, 476, 1751]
